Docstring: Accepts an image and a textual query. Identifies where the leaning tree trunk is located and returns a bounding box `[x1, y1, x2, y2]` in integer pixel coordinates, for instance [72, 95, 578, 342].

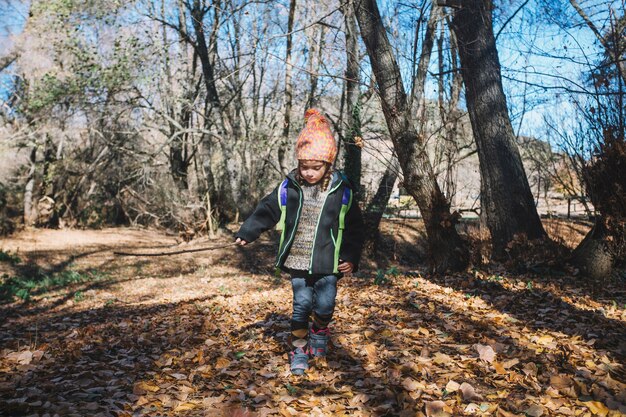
[363, 159, 399, 250]
[354, 0, 469, 273]
[445, 0, 546, 257]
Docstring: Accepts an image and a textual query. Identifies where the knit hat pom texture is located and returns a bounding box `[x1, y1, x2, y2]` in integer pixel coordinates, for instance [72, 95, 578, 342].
[295, 109, 337, 164]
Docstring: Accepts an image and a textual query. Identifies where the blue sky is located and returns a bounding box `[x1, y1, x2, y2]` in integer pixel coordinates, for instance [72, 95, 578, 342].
[0, 0, 608, 141]
[0, 0, 28, 103]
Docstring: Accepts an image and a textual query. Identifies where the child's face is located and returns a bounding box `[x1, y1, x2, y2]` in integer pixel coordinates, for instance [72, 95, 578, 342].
[298, 160, 328, 185]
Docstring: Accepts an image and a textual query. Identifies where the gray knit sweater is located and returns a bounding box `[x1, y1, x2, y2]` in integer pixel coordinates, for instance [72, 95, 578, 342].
[283, 182, 330, 271]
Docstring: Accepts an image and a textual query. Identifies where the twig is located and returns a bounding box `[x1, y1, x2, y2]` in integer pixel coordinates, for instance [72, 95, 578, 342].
[113, 242, 239, 257]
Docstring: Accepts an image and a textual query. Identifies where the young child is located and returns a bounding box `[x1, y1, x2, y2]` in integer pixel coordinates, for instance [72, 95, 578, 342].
[235, 108, 364, 375]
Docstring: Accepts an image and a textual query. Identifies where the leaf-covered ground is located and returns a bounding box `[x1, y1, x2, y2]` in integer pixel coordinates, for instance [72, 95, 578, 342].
[1, 224, 625, 417]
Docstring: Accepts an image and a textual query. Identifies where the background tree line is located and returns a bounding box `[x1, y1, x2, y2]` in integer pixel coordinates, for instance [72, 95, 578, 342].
[0, 0, 624, 276]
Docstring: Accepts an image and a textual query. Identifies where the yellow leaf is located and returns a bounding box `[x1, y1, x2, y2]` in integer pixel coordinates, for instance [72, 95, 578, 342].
[133, 381, 160, 395]
[433, 352, 452, 364]
[583, 401, 609, 416]
[364, 343, 377, 361]
[174, 402, 197, 411]
[381, 329, 393, 338]
[364, 329, 374, 339]
[494, 362, 506, 375]
[534, 335, 555, 346]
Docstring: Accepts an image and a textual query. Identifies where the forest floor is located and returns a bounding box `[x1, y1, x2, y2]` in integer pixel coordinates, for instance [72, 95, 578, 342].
[0, 219, 625, 417]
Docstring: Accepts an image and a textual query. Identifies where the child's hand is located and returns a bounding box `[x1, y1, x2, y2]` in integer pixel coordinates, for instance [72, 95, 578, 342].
[235, 238, 247, 246]
[338, 260, 354, 274]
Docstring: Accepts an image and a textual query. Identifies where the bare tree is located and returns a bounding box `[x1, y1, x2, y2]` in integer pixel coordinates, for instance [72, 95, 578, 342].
[441, 0, 547, 257]
[341, 0, 363, 197]
[354, 0, 469, 273]
[278, 0, 297, 173]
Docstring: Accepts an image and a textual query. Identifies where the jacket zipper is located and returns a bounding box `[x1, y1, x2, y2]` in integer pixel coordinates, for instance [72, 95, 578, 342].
[277, 180, 303, 266]
[308, 180, 343, 274]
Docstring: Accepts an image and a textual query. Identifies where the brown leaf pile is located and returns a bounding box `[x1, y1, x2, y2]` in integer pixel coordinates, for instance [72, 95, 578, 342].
[1, 228, 625, 416]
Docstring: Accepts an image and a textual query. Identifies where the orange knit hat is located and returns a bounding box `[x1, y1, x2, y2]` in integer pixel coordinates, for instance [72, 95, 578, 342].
[295, 109, 337, 164]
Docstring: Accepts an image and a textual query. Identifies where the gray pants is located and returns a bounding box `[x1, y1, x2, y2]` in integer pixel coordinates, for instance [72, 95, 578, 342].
[290, 274, 337, 332]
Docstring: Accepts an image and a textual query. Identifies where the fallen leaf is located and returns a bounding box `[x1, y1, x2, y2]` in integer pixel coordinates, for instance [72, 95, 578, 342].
[202, 395, 225, 407]
[215, 357, 231, 369]
[424, 401, 452, 417]
[425, 400, 452, 417]
[349, 393, 370, 406]
[445, 380, 460, 392]
[364, 343, 377, 361]
[503, 358, 519, 369]
[133, 381, 160, 395]
[496, 407, 523, 417]
[550, 375, 573, 390]
[433, 352, 452, 364]
[173, 402, 197, 411]
[460, 382, 483, 401]
[474, 344, 496, 363]
[402, 377, 424, 392]
[583, 401, 609, 416]
[525, 404, 544, 417]
[6, 350, 33, 365]
[493, 362, 506, 374]
[534, 335, 555, 346]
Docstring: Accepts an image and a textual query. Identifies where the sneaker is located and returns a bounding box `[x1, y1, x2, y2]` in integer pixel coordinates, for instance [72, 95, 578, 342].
[289, 339, 309, 375]
[309, 327, 330, 357]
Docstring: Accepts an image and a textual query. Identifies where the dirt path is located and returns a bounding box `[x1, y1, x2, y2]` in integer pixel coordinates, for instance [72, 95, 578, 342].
[1, 227, 625, 416]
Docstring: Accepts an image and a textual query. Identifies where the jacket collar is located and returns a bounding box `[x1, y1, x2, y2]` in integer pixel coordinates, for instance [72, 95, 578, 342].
[286, 169, 346, 189]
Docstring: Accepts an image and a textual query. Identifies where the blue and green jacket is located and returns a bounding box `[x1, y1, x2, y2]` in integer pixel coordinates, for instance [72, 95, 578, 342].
[236, 170, 364, 275]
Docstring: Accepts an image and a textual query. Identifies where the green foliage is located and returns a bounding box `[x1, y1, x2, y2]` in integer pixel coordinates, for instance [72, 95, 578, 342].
[374, 266, 399, 285]
[0, 269, 107, 303]
[0, 250, 21, 265]
[25, 73, 80, 113]
[22, 0, 140, 117]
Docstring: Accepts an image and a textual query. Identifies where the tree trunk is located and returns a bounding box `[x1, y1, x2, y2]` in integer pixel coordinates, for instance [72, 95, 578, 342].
[163, 0, 190, 191]
[0, 50, 18, 73]
[446, 0, 546, 257]
[572, 218, 614, 280]
[342, 0, 363, 200]
[24, 147, 37, 227]
[363, 159, 399, 249]
[409, 3, 440, 115]
[354, 0, 469, 273]
[190, 0, 237, 222]
[278, 0, 297, 173]
[306, 26, 325, 109]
